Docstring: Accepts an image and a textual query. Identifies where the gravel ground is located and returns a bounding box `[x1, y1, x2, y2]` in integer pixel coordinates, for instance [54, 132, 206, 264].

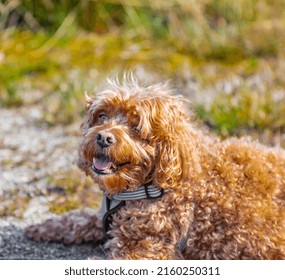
[0, 219, 106, 260]
[0, 104, 105, 259]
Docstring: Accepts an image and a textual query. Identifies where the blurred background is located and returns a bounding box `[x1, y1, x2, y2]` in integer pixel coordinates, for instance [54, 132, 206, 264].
[1, 0, 285, 227]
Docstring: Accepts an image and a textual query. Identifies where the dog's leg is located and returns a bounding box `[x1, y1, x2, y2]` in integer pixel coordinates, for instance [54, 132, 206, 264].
[25, 210, 104, 244]
[106, 234, 184, 260]
[105, 211, 186, 260]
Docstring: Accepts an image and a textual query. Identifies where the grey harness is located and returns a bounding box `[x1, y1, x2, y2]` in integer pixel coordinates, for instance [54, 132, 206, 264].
[101, 183, 188, 252]
[102, 183, 164, 233]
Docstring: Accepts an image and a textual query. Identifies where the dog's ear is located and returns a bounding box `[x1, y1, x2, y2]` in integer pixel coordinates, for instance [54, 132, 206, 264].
[84, 92, 94, 111]
[151, 96, 201, 189]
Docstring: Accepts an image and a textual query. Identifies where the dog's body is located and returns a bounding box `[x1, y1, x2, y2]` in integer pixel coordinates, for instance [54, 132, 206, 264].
[26, 77, 285, 259]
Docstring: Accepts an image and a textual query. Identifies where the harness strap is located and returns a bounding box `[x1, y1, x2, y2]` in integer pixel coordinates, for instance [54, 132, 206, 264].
[112, 183, 164, 201]
[178, 236, 188, 252]
[102, 183, 164, 233]
[102, 196, 125, 234]
[101, 183, 188, 252]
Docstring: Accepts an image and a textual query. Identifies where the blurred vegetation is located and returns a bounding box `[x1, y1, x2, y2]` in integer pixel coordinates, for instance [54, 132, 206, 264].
[0, 167, 102, 218]
[47, 167, 102, 214]
[1, 0, 285, 136]
[0, 188, 31, 218]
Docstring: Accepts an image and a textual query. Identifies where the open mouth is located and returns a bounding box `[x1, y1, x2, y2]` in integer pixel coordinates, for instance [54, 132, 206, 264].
[91, 156, 129, 175]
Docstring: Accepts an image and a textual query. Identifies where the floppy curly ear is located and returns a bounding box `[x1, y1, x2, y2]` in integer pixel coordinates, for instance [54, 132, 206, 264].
[151, 97, 201, 190]
[153, 130, 201, 190]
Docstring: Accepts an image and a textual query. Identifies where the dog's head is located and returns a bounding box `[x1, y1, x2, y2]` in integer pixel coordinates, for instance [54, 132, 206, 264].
[78, 77, 200, 195]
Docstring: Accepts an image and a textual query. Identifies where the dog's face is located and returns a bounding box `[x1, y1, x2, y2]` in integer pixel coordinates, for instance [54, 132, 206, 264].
[78, 80, 198, 195]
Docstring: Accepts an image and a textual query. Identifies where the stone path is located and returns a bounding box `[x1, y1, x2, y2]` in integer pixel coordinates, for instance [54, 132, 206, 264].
[0, 105, 104, 259]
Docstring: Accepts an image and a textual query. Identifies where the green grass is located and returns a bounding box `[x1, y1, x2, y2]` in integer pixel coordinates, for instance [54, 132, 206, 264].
[1, 0, 285, 137]
[196, 87, 285, 136]
[47, 167, 102, 214]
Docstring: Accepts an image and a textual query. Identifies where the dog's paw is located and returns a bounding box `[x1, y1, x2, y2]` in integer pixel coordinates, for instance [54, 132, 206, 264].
[25, 218, 66, 242]
[25, 210, 104, 244]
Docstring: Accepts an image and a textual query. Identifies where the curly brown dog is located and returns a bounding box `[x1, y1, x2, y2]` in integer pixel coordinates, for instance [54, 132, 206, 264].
[26, 76, 285, 259]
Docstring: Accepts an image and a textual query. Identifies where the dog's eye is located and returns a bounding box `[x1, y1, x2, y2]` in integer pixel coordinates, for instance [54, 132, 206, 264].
[133, 125, 140, 132]
[98, 113, 108, 121]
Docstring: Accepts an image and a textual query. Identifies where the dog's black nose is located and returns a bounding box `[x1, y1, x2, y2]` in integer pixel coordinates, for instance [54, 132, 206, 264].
[96, 131, 116, 148]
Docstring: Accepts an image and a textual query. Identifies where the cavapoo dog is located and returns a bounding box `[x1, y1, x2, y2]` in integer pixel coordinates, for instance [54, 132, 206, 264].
[26, 75, 285, 259]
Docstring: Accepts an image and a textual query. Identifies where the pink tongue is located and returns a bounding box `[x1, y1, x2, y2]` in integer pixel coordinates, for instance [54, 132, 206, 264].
[93, 158, 113, 171]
